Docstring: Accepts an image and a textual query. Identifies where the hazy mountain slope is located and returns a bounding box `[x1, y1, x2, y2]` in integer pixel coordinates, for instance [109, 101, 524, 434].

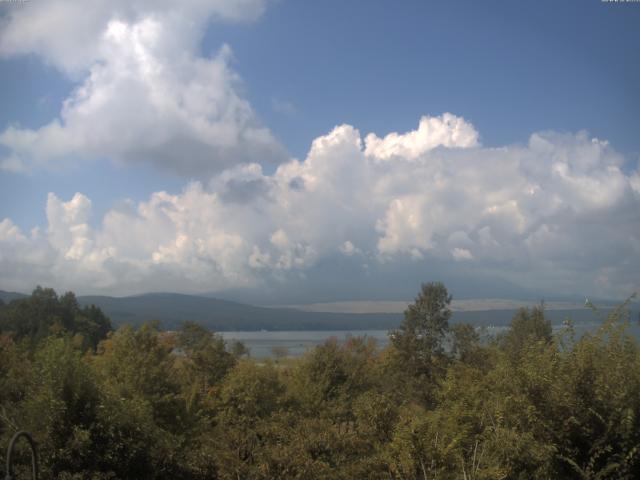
[77, 293, 403, 331]
[76, 293, 615, 331]
[3, 289, 628, 331]
[0, 290, 28, 303]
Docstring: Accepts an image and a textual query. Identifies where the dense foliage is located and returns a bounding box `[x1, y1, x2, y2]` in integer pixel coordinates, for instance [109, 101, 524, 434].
[1, 284, 639, 479]
[0, 287, 111, 349]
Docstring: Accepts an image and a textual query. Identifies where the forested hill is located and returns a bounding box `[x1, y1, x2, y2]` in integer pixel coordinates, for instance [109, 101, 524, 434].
[0, 290, 27, 304]
[76, 292, 402, 330]
[1, 289, 623, 331]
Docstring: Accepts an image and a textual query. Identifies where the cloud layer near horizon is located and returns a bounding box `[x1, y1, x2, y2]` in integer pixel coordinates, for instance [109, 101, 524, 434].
[0, 1, 638, 301]
[0, 0, 285, 174]
[1, 114, 639, 299]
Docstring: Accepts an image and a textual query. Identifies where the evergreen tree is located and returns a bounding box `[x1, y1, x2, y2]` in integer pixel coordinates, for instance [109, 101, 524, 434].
[389, 282, 452, 403]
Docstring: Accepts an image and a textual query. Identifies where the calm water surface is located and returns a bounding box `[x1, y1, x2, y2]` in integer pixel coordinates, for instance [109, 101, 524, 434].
[221, 322, 640, 359]
[220, 330, 391, 358]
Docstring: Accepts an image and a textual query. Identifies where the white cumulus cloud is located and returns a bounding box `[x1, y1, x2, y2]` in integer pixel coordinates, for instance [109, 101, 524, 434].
[0, 0, 285, 174]
[364, 113, 479, 160]
[0, 0, 266, 74]
[0, 116, 638, 299]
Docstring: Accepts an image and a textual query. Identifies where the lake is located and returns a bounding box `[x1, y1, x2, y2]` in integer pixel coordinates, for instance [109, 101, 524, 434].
[220, 330, 391, 358]
[221, 321, 640, 358]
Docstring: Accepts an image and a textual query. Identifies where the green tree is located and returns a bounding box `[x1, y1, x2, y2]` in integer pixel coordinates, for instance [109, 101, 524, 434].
[547, 306, 640, 478]
[0, 287, 111, 349]
[292, 336, 377, 418]
[3, 337, 105, 478]
[499, 305, 552, 360]
[450, 323, 492, 371]
[212, 360, 286, 478]
[389, 282, 452, 403]
[176, 321, 237, 402]
[92, 323, 196, 478]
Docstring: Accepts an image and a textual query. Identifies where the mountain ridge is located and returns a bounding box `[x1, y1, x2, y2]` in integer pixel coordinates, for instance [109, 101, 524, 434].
[2, 289, 628, 332]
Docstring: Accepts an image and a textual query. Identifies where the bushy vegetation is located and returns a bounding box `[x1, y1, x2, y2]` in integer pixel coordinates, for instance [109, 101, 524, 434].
[1, 284, 639, 479]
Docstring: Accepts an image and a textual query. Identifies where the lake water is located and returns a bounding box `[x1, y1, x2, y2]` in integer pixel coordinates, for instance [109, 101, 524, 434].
[221, 322, 640, 358]
[220, 330, 391, 358]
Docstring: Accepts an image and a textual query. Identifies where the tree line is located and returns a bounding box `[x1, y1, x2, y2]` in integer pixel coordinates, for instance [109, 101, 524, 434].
[1, 284, 639, 479]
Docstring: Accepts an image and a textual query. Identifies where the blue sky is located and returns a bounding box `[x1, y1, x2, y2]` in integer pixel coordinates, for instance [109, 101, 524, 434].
[0, 0, 638, 302]
[2, 0, 639, 226]
[225, 0, 639, 156]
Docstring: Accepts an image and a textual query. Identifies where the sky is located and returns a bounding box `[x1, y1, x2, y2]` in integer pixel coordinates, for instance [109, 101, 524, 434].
[0, 0, 638, 304]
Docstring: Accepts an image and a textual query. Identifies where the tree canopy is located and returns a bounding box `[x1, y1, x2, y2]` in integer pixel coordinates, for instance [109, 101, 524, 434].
[0, 286, 112, 349]
[1, 285, 639, 479]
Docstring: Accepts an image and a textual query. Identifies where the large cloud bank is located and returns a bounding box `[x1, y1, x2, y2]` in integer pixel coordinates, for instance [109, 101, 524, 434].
[1, 114, 638, 299]
[0, 0, 285, 174]
[0, 1, 637, 300]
